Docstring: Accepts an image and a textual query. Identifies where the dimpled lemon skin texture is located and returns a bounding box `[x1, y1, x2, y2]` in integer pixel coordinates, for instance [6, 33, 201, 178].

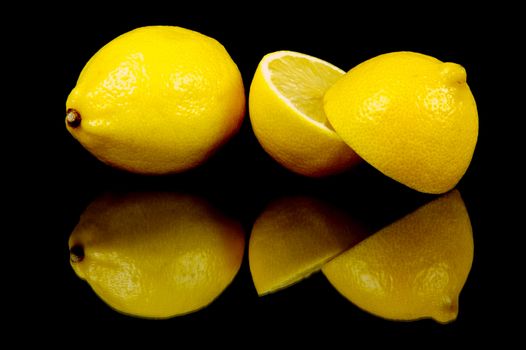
[66, 26, 245, 174]
[69, 192, 245, 319]
[324, 51, 478, 194]
[322, 190, 473, 323]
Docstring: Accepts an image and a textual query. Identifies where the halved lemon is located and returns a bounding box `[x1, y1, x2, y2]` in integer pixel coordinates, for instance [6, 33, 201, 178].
[249, 51, 360, 177]
[323, 51, 478, 193]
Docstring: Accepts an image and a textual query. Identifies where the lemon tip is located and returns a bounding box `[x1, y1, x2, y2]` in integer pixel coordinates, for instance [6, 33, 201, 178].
[440, 62, 466, 85]
[431, 298, 459, 324]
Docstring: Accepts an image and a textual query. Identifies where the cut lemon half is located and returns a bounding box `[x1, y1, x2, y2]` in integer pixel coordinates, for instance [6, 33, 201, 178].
[249, 51, 360, 177]
[323, 51, 478, 193]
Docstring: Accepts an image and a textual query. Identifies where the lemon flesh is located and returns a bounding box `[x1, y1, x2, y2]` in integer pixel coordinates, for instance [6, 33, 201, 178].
[69, 192, 245, 319]
[322, 190, 474, 323]
[268, 55, 340, 128]
[249, 197, 366, 296]
[66, 26, 245, 174]
[324, 51, 478, 194]
[249, 51, 360, 177]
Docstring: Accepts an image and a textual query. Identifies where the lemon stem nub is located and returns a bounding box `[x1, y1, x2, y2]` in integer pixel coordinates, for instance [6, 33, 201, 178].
[440, 62, 466, 85]
[70, 245, 84, 263]
[66, 109, 81, 128]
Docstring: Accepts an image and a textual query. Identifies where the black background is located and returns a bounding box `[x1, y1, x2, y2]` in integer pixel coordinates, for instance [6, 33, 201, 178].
[24, 5, 512, 342]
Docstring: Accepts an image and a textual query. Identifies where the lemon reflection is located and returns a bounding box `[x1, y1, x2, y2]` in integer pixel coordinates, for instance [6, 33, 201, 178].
[249, 196, 368, 296]
[322, 190, 474, 323]
[68, 192, 244, 319]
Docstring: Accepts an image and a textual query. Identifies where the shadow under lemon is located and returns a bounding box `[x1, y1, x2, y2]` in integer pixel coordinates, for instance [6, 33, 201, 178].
[68, 192, 245, 319]
[322, 190, 474, 323]
[249, 196, 368, 296]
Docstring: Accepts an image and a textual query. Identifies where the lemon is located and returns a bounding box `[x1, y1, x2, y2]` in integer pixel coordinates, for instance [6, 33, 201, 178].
[324, 51, 478, 194]
[68, 192, 245, 319]
[249, 51, 361, 177]
[66, 26, 245, 174]
[249, 196, 366, 295]
[322, 190, 473, 323]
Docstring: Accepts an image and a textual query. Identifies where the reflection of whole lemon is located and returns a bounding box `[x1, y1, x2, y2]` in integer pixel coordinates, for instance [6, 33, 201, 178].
[249, 197, 366, 296]
[322, 190, 474, 323]
[66, 26, 245, 174]
[69, 192, 245, 319]
[324, 51, 478, 194]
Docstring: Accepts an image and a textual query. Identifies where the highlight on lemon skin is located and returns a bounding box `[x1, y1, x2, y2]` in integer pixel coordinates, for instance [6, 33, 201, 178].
[68, 192, 245, 319]
[249, 196, 367, 296]
[323, 51, 478, 194]
[249, 50, 361, 177]
[65, 26, 245, 175]
[322, 190, 474, 324]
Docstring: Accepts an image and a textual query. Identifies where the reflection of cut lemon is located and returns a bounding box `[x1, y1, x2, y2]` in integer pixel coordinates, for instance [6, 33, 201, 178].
[69, 192, 245, 319]
[322, 190, 473, 323]
[249, 197, 366, 296]
[249, 51, 361, 177]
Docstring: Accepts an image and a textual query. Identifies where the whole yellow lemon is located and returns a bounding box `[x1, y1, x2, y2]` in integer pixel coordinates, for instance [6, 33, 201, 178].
[66, 26, 245, 174]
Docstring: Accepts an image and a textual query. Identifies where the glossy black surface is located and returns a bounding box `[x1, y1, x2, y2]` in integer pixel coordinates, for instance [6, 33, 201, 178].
[39, 8, 503, 340]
